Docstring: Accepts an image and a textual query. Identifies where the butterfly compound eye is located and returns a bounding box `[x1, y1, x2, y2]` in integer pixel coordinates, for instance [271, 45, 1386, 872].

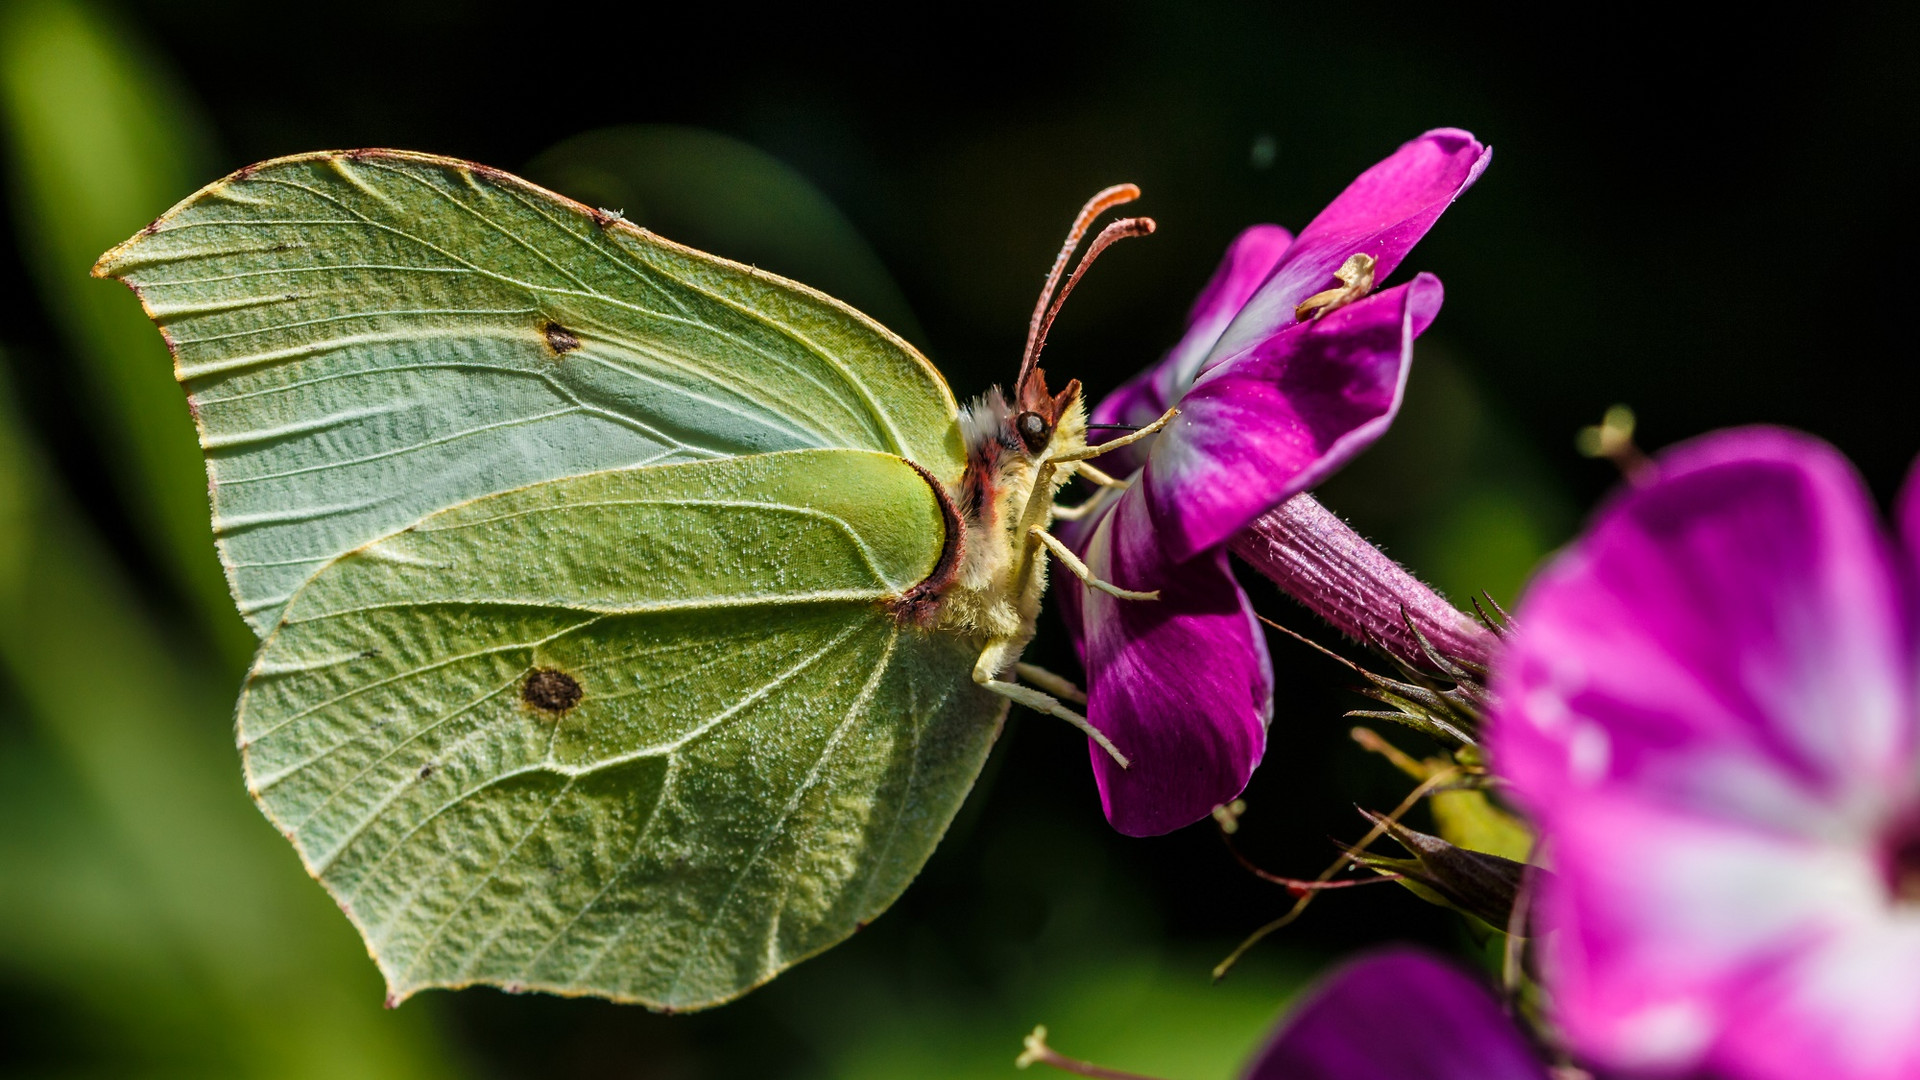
[1014, 410, 1052, 454]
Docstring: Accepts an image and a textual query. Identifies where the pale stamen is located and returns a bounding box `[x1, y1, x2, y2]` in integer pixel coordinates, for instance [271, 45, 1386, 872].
[1016, 1026, 1166, 1080]
[1294, 252, 1377, 320]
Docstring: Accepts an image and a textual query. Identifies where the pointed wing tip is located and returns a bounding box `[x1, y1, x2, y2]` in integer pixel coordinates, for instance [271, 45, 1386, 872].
[91, 231, 147, 279]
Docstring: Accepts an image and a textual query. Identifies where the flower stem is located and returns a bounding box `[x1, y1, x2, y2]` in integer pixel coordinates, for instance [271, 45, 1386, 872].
[1017, 1027, 1169, 1080]
[1231, 493, 1495, 673]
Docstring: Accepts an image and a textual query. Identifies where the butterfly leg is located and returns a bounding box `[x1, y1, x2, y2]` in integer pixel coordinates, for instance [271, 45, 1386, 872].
[1049, 500, 1097, 522]
[1014, 662, 1087, 704]
[1046, 407, 1178, 465]
[1028, 527, 1160, 601]
[1075, 462, 1128, 488]
[972, 644, 1129, 768]
[1003, 413, 1175, 596]
[1051, 464, 1127, 520]
[1049, 486, 1118, 522]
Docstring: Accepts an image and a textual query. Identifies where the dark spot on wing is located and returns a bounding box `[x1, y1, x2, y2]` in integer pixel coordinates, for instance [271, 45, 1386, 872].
[543, 321, 581, 356]
[523, 667, 583, 714]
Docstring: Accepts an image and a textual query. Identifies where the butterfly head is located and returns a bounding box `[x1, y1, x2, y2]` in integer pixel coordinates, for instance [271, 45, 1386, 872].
[1011, 365, 1085, 461]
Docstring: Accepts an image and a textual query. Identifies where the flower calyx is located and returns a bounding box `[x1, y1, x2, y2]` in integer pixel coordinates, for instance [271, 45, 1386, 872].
[1261, 611, 1489, 747]
[1347, 808, 1543, 932]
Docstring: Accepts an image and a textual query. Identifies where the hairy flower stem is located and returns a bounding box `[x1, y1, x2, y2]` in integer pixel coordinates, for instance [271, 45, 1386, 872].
[1231, 493, 1495, 673]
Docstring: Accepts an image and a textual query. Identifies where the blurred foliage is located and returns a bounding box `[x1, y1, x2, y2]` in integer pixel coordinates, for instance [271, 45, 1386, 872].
[11, 0, 1892, 1075]
[0, 0, 249, 663]
[527, 126, 926, 345]
[0, 358, 455, 1078]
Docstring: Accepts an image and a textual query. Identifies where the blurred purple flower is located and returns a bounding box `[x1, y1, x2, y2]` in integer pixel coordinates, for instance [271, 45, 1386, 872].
[1490, 428, 1920, 1080]
[1065, 130, 1490, 836]
[1244, 948, 1550, 1080]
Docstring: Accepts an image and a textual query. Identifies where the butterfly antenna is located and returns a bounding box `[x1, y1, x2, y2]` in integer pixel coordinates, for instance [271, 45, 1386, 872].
[1017, 184, 1153, 390]
[1029, 216, 1156, 376]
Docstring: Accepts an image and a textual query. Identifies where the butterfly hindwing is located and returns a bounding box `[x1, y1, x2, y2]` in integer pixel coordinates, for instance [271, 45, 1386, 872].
[241, 450, 1003, 1009]
[93, 150, 965, 631]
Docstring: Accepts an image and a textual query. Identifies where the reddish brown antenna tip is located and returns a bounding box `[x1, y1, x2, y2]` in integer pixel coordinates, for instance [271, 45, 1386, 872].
[1017, 185, 1149, 391]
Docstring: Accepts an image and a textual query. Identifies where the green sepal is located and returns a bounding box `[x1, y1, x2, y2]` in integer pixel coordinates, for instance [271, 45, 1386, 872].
[1350, 810, 1538, 932]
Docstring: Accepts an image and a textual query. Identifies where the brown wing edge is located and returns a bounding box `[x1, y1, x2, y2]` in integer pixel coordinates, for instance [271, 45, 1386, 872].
[88, 147, 954, 419]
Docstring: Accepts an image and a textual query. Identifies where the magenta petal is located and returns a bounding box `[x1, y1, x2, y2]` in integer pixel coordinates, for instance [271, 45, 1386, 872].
[1091, 225, 1292, 476]
[1207, 128, 1488, 368]
[1080, 376, 1167, 480]
[1244, 948, 1549, 1080]
[1493, 429, 1920, 1080]
[1708, 902, 1920, 1080]
[1143, 276, 1442, 563]
[1533, 793, 1920, 1080]
[1080, 486, 1271, 836]
[1491, 426, 1919, 839]
[1497, 424, 1920, 826]
[1093, 224, 1295, 432]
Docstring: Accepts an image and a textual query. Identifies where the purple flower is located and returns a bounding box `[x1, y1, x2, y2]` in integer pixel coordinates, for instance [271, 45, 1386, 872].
[1490, 428, 1920, 1080]
[1243, 948, 1550, 1080]
[1065, 130, 1490, 836]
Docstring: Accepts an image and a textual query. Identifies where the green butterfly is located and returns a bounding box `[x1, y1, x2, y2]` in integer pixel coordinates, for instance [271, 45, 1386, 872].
[95, 150, 1163, 1010]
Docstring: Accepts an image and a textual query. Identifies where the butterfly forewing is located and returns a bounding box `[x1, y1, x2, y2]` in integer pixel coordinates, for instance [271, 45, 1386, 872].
[94, 150, 964, 632]
[240, 450, 1003, 1009]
